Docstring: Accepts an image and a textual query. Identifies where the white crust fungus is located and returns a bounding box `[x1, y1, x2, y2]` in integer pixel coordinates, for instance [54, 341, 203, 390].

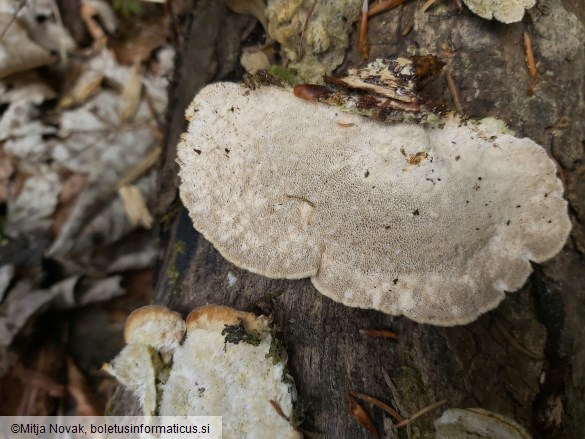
[462, 0, 536, 23]
[177, 82, 571, 326]
[104, 305, 301, 439]
[434, 408, 531, 438]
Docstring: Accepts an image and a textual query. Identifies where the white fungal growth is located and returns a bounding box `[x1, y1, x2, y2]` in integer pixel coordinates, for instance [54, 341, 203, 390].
[177, 82, 571, 326]
[104, 305, 301, 438]
[462, 0, 536, 23]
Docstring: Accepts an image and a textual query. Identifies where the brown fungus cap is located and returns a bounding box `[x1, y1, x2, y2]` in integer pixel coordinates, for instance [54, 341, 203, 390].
[177, 82, 571, 326]
[124, 305, 186, 351]
[462, 0, 536, 23]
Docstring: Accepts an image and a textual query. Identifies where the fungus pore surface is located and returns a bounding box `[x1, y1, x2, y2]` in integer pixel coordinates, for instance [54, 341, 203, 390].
[462, 0, 536, 23]
[177, 82, 571, 326]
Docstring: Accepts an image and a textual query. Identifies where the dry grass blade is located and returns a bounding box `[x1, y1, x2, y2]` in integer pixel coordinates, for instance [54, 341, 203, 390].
[360, 328, 398, 339]
[421, 0, 437, 12]
[350, 391, 404, 422]
[368, 0, 408, 18]
[347, 393, 380, 438]
[445, 60, 462, 114]
[395, 399, 447, 428]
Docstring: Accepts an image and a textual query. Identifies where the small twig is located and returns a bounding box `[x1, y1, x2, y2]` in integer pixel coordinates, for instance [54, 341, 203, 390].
[382, 369, 410, 418]
[297, 0, 318, 60]
[358, 0, 369, 60]
[401, 19, 414, 35]
[421, 0, 437, 12]
[395, 399, 447, 428]
[350, 391, 404, 422]
[495, 318, 544, 361]
[524, 31, 538, 95]
[445, 59, 462, 114]
[360, 328, 398, 339]
[368, 0, 408, 18]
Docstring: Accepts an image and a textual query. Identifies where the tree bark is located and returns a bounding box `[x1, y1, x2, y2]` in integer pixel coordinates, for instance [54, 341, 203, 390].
[116, 0, 585, 437]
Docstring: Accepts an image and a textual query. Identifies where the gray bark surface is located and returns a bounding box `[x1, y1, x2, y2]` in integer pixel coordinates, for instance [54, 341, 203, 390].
[118, 1, 585, 437]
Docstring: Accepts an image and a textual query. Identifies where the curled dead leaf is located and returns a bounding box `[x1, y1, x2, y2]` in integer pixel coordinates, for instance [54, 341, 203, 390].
[347, 393, 380, 438]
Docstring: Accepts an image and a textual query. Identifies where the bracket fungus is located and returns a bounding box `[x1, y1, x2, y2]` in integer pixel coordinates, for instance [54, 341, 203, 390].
[104, 305, 301, 438]
[462, 0, 536, 23]
[177, 81, 570, 326]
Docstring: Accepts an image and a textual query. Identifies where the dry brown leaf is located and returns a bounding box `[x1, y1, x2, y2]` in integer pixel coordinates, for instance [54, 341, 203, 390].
[109, 18, 170, 65]
[82, 0, 119, 35]
[0, 149, 14, 203]
[67, 357, 102, 415]
[227, 0, 269, 36]
[0, 74, 57, 142]
[350, 391, 404, 422]
[80, 1, 107, 45]
[241, 50, 271, 74]
[49, 172, 156, 266]
[0, 14, 55, 79]
[59, 69, 105, 109]
[0, 265, 14, 303]
[16, 343, 67, 416]
[117, 184, 154, 229]
[359, 328, 398, 339]
[119, 60, 143, 123]
[347, 393, 380, 438]
[51, 173, 89, 238]
[0, 281, 58, 348]
[6, 170, 61, 236]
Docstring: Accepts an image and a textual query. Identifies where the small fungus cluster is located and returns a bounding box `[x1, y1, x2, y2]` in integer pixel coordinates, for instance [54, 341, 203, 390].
[103, 305, 300, 438]
[177, 81, 570, 326]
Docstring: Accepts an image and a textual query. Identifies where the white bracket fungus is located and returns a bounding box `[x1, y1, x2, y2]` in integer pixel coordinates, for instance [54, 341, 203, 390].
[177, 82, 570, 326]
[462, 0, 536, 23]
[104, 305, 301, 438]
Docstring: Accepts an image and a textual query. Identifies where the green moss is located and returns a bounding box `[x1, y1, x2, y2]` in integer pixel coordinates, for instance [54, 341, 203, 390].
[269, 65, 298, 87]
[266, 290, 285, 311]
[267, 332, 288, 365]
[290, 398, 308, 428]
[113, 0, 142, 18]
[159, 206, 179, 232]
[221, 321, 262, 351]
[394, 366, 435, 439]
[166, 241, 185, 295]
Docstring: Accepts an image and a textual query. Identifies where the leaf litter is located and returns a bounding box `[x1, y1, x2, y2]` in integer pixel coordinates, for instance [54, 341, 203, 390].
[0, 0, 175, 415]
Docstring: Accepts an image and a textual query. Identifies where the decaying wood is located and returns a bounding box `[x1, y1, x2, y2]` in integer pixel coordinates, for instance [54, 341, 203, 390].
[112, 0, 585, 438]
